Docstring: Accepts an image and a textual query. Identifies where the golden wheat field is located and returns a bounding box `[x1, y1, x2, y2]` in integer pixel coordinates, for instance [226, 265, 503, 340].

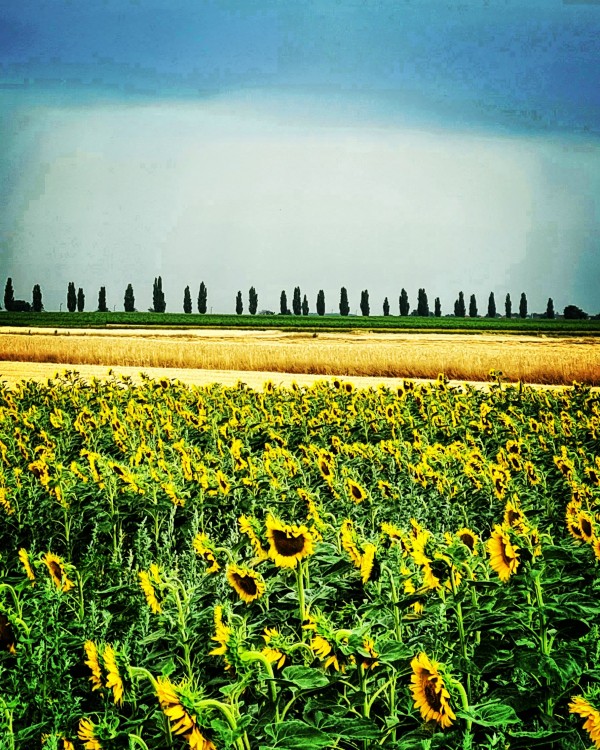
[0, 326, 599, 385]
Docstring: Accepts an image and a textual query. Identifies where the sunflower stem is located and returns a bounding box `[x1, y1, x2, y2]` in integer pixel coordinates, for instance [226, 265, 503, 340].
[129, 735, 150, 750]
[296, 561, 307, 632]
[381, 565, 402, 642]
[450, 568, 470, 702]
[448, 676, 472, 733]
[240, 650, 278, 716]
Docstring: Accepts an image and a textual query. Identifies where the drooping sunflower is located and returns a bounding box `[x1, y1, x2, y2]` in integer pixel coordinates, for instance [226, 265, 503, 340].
[340, 519, 362, 568]
[193, 533, 221, 573]
[360, 543, 378, 584]
[569, 695, 600, 748]
[226, 564, 265, 604]
[18, 548, 36, 585]
[454, 528, 479, 554]
[410, 652, 456, 729]
[42, 552, 74, 593]
[83, 640, 103, 691]
[360, 637, 379, 671]
[77, 718, 102, 750]
[486, 526, 520, 582]
[139, 570, 162, 614]
[209, 605, 232, 667]
[102, 644, 124, 706]
[317, 451, 334, 483]
[261, 627, 286, 669]
[593, 537, 600, 562]
[346, 478, 367, 504]
[156, 677, 217, 750]
[265, 514, 315, 568]
[503, 498, 528, 534]
[238, 515, 268, 560]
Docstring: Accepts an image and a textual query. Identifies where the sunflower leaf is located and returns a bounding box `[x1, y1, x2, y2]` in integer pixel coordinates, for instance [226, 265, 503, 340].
[280, 666, 329, 691]
[456, 700, 520, 728]
[262, 719, 332, 749]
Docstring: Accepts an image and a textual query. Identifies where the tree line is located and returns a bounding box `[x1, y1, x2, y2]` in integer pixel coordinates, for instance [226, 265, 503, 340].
[1, 277, 593, 320]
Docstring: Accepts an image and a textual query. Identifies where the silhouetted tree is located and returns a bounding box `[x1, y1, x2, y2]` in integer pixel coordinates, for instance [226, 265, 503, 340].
[4, 278, 14, 311]
[383, 297, 390, 316]
[76, 288, 85, 313]
[124, 284, 135, 312]
[564, 304, 588, 320]
[235, 291, 243, 315]
[67, 282, 77, 313]
[301, 294, 309, 316]
[434, 297, 441, 317]
[399, 288, 410, 316]
[469, 294, 478, 318]
[249, 287, 258, 315]
[454, 291, 466, 317]
[197, 282, 207, 314]
[339, 287, 350, 316]
[487, 292, 496, 318]
[183, 286, 192, 314]
[505, 293, 512, 318]
[545, 298, 555, 319]
[360, 290, 370, 316]
[32, 284, 43, 313]
[153, 277, 166, 313]
[97, 286, 108, 313]
[292, 286, 302, 316]
[280, 291, 289, 315]
[316, 290, 325, 316]
[417, 288, 429, 317]
[519, 292, 528, 319]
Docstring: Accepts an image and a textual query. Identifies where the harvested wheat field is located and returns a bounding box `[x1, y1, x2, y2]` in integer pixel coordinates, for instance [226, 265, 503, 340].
[0, 326, 598, 385]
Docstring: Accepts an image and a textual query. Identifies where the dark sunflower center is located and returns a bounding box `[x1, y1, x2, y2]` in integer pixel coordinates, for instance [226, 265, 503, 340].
[580, 518, 593, 538]
[272, 529, 306, 556]
[499, 539, 513, 567]
[320, 462, 332, 477]
[458, 533, 475, 551]
[233, 573, 258, 596]
[48, 561, 63, 580]
[423, 680, 443, 712]
[350, 484, 364, 500]
[507, 510, 521, 526]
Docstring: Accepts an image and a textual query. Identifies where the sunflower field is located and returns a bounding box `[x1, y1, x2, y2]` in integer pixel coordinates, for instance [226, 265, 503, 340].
[0, 371, 599, 750]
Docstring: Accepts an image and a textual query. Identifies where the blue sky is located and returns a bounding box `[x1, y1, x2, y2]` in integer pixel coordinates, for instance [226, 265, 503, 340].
[1, 0, 599, 314]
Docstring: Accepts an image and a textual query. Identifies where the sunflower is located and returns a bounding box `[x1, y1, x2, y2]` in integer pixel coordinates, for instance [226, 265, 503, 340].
[261, 627, 286, 669]
[156, 677, 217, 750]
[42, 552, 74, 593]
[360, 543, 378, 584]
[18, 548, 36, 585]
[410, 652, 456, 729]
[102, 644, 124, 706]
[226, 564, 265, 604]
[209, 605, 232, 668]
[215, 470, 230, 495]
[139, 570, 162, 614]
[455, 528, 479, 554]
[503, 498, 528, 534]
[360, 637, 379, 671]
[569, 695, 600, 748]
[577, 511, 595, 543]
[83, 641, 103, 691]
[238, 515, 268, 560]
[265, 515, 315, 568]
[593, 537, 600, 562]
[340, 519, 362, 568]
[346, 478, 367, 504]
[486, 526, 519, 582]
[193, 533, 221, 573]
[317, 451, 334, 483]
[77, 718, 102, 750]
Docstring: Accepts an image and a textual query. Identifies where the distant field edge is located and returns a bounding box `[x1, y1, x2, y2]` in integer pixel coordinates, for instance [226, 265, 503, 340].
[2, 311, 600, 335]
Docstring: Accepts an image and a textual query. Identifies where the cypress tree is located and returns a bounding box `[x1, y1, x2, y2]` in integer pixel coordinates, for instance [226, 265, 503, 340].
[67, 282, 77, 313]
[77, 287, 85, 313]
[546, 297, 555, 319]
[487, 292, 496, 318]
[248, 287, 258, 315]
[469, 294, 478, 318]
[280, 291, 289, 315]
[292, 286, 302, 315]
[32, 284, 43, 313]
[183, 286, 192, 314]
[4, 278, 14, 311]
[235, 291, 243, 315]
[153, 276, 166, 313]
[339, 287, 350, 316]
[417, 288, 429, 317]
[399, 288, 410, 316]
[434, 297, 441, 317]
[301, 294, 309, 316]
[383, 297, 390, 316]
[316, 290, 325, 316]
[505, 293, 512, 318]
[97, 286, 108, 313]
[197, 282, 207, 314]
[454, 291, 466, 317]
[360, 290, 370, 316]
[124, 284, 135, 312]
[519, 292, 528, 319]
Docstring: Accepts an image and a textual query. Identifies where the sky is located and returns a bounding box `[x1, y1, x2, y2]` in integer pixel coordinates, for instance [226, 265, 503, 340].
[1, 0, 599, 315]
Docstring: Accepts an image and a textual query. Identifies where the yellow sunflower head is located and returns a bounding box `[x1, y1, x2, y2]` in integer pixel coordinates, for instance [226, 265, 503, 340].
[410, 652, 456, 729]
[226, 564, 265, 604]
[569, 695, 600, 749]
[486, 525, 520, 582]
[577, 511, 596, 543]
[42, 552, 74, 593]
[503, 497, 528, 534]
[193, 533, 221, 573]
[266, 514, 315, 568]
[346, 478, 367, 504]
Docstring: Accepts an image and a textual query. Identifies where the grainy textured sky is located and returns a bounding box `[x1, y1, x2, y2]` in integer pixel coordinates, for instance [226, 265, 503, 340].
[1, 0, 599, 314]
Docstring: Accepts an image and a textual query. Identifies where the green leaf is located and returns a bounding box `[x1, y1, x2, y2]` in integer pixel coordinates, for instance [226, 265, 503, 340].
[456, 700, 520, 728]
[263, 720, 332, 749]
[319, 716, 381, 740]
[377, 639, 412, 665]
[280, 666, 329, 691]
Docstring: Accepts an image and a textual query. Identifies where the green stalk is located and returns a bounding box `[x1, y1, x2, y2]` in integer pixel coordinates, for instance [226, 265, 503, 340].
[381, 565, 402, 642]
[129, 735, 150, 750]
[448, 676, 472, 733]
[240, 650, 278, 716]
[450, 569, 470, 702]
[0, 698, 14, 750]
[296, 561, 307, 630]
